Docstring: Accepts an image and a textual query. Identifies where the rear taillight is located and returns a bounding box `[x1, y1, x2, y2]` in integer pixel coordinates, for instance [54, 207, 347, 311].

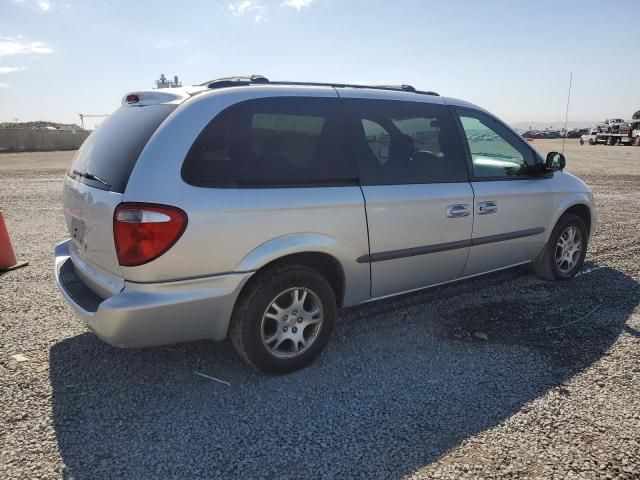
[114, 203, 187, 267]
[126, 94, 139, 104]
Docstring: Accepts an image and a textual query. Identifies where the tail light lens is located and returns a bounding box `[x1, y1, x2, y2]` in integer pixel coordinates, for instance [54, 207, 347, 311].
[114, 203, 187, 267]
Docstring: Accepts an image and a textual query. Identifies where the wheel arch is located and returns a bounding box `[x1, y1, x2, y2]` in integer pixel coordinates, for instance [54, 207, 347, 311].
[550, 197, 595, 238]
[563, 203, 592, 234]
[235, 234, 350, 307]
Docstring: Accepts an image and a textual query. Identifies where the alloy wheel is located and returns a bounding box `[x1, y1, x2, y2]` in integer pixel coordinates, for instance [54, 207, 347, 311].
[260, 287, 324, 359]
[555, 226, 583, 274]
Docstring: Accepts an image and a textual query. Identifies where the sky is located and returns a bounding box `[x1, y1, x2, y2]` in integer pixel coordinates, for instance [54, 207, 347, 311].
[1, 0, 638, 129]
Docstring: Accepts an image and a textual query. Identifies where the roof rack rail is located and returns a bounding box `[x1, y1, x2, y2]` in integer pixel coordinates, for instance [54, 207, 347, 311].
[199, 75, 439, 96]
[199, 75, 269, 89]
[376, 84, 416, 92]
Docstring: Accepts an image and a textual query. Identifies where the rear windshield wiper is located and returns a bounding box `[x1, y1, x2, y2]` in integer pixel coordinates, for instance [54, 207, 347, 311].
[72, 170, 112, 188]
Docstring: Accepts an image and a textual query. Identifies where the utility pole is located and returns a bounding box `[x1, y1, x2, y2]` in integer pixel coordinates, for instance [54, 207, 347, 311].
[78, 113, 109, 130]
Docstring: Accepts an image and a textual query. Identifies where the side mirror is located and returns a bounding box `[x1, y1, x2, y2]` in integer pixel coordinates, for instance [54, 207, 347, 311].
[545, 151, 566, 171]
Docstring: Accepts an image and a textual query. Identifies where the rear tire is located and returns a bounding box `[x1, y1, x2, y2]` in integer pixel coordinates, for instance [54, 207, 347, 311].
[589, 138, 595, 145]
[606, 136, 615, 146]
[634, 136, 640, 146]
[533, 213, 588, 281]
[579, 139, 584, 145]
[230, 264, 337, 374]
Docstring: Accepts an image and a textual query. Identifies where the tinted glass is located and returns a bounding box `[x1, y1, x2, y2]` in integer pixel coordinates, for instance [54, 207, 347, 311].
[68, 105, 176, 193]
[456, 109, 538, 178]
[182, 97, 357, 187]
[361, 119, 390, 164]
[344, 99, 468, 185]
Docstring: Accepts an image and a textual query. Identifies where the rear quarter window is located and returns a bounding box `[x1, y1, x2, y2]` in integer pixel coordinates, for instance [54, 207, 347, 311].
[181, 97, 357, 187]
[68, 104, 176, 193]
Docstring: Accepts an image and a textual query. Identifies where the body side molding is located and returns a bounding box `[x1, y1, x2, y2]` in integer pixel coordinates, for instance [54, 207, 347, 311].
[358, 227, 545, 263]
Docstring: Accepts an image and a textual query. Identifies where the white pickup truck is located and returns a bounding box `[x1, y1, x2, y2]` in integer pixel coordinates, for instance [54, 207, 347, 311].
[580, 128, 599, 145]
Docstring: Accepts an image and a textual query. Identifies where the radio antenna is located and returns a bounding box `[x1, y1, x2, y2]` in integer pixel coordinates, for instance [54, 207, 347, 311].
[561, 72, 573, 154]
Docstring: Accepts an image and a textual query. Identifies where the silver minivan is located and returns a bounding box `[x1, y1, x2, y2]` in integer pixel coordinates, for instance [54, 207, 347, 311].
[55, 76, 595, 373]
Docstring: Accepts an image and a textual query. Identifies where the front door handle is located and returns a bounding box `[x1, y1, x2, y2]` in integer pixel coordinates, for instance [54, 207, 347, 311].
[446, 204, 471, 218]
[478, 201, 498, 215]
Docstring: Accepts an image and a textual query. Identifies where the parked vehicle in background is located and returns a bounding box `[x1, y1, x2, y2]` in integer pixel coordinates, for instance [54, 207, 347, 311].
[54, 76, 596, 373]
[595, 123, 608, 133]
[631, 120, 640, 146]
[521, 130, 566, 140]
[566, 128, 589, 139]
[580, 128, 599, 145]
[630, 109, 640, 145]
[522, 130, 564, 140]
[603, 118, 626, 133]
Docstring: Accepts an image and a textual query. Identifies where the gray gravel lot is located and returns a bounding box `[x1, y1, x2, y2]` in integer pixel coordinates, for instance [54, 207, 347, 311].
[1, 140, 639, 479]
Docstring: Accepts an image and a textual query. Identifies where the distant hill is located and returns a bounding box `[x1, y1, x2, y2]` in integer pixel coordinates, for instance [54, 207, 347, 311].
[0, 121, 85, 131]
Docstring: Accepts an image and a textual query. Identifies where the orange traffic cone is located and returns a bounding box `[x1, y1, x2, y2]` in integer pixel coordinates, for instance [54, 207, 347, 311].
[0, 210, 28, 271]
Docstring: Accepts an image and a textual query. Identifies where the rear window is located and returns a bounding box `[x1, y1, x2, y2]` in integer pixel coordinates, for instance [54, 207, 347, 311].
[68, 105, 176, 193]
[181, 97, 357, 187]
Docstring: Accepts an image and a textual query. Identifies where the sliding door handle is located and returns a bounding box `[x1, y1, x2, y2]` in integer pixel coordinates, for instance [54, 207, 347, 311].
[446, 204, 471, 218]
[478, 201, 498, 215]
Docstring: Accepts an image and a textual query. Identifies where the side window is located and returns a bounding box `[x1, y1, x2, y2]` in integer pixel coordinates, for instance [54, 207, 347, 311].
[456, 109, 537, 178]
[250, 113, 325, 169]
[361, 119, 391, 164]
[345, 99, 468, 185]
[182, 97, 357, 187]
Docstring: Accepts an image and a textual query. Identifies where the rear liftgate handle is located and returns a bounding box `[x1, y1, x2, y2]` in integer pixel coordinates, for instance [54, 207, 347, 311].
[446, 204, 471, 218]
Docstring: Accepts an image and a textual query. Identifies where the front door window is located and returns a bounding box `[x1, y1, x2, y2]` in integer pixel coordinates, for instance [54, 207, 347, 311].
[457, 109, 538, 178]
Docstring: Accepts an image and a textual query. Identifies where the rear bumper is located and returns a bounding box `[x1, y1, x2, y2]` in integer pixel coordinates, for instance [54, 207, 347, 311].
[54, 239, 252, 347]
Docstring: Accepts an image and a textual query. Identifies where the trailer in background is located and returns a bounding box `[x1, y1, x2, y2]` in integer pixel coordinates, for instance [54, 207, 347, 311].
[583, 118, 640, 146]
[596, 132, 634, 145]
[580, 126, 640, 146]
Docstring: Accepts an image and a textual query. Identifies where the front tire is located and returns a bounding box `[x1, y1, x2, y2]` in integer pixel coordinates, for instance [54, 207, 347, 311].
[230, 264, 337, 374]
[533, 213, 588, 281]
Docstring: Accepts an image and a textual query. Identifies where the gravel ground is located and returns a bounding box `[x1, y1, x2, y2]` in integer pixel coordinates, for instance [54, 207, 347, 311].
[1, 140, 639, 479]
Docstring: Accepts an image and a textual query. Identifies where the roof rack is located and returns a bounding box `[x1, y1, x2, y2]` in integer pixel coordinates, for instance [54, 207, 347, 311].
[199, 75, 439, 96]
[199, 75, 269, 89]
